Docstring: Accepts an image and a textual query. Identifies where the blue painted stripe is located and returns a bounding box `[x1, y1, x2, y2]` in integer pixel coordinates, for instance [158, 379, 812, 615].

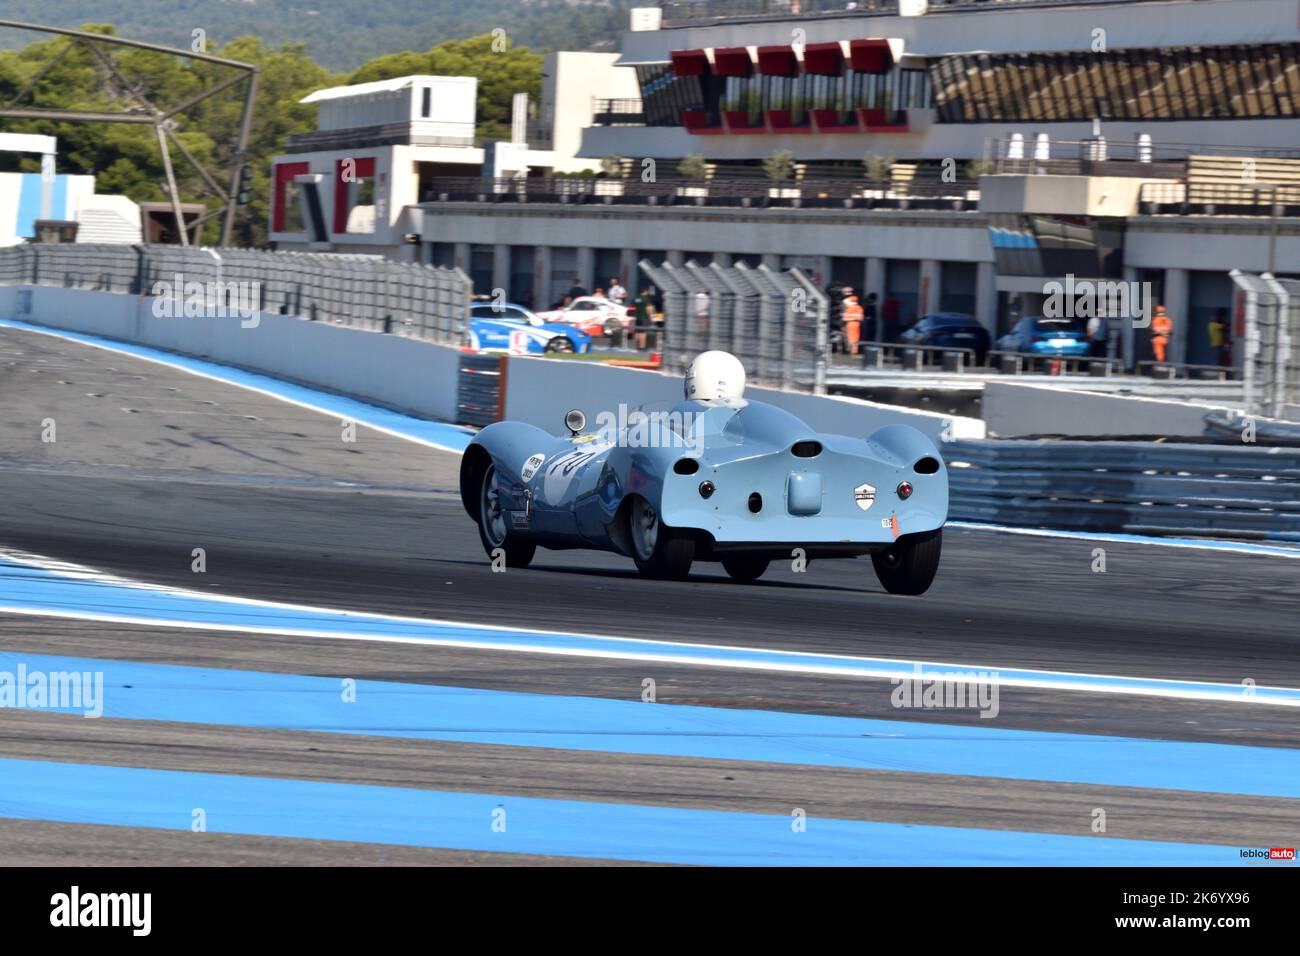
[0, 319, 473, 453]
[15, 174, 69, 238]
[4, 650, 1299, 799]
[3, 553, 1299, 709]
[0, 757, 1245, 865]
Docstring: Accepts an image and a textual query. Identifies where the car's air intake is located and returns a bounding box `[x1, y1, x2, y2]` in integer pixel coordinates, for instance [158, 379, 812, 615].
[791, 440, 822, 458]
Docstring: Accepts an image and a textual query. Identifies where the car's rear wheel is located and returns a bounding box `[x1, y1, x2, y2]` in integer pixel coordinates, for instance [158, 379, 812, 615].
[603, 318, 623, 341]
[544, 336, 575, 353]
[478, 463, 535, 568]
[872, 528, 941, 595]
[721, 555, 769, 583]
[628, 496, 693, 579]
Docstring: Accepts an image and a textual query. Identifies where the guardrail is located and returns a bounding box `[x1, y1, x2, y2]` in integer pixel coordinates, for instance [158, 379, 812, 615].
[657, 0, 1191, 27]
[1138, 182, 1300, 217]
[859, 341, 978, 373]
[944, 439, 1300, 541]
[987, 350, 1123, 377]
[424, 176, 980, 211]
[592, 98, 646, 126]
[1134, 360, 1238, 381]
[0, 244, 471, 346]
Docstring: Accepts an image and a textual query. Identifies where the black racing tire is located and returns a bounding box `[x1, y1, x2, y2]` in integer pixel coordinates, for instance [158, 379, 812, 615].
[477, 463, 536, 568]
[627, 496, 694, 580]
[721, 555, 770, 583]
[544, 336, 575, 353]
[872, 528, 942, 595]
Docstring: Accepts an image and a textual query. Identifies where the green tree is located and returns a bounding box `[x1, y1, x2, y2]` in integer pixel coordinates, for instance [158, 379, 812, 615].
[348, 35, 542, 142]
[763, 149, 794, 183]
[676, 154, 708, 180]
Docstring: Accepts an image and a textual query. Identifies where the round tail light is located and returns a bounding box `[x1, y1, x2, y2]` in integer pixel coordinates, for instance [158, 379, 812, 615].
[897, 481, 913, 500]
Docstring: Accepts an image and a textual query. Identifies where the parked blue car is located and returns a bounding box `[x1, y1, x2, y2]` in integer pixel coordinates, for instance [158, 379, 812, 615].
[899, 313, 991, 363]
[995, 317, 1091, 357]
[468, 302, 592, 354]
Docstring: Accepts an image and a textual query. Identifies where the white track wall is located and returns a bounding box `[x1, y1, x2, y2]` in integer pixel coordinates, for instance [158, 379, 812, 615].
[0, 284, 982, 440]
[0, 285, 463, 423]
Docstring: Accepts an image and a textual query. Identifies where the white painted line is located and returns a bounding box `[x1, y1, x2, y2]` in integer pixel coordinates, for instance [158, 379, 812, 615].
[2, 547, 1297, 708]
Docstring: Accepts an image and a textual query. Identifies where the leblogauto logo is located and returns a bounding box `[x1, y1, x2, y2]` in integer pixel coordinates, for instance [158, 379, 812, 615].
[1271, 847, 1296, 861]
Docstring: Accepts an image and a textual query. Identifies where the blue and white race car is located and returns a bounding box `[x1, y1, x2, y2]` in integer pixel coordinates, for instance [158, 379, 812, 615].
[460, 351, 948, 593]
[468, 301, 593, 354]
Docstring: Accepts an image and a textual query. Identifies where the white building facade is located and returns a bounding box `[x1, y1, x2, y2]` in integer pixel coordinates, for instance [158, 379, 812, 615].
[414, 0, 1300, 368]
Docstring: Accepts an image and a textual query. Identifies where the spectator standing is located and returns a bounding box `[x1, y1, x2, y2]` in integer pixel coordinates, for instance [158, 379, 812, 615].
[608, 278, 627, 306]
[694, 290, 711, 338]
[632, 289, 654, 350]
[563, 277, 588, 306]
[1151, 304, 1173, 363]
[1086, 312, 1109, 358]
[864, 292, 879, 344]
[841, 295, 865, 355]
[882, 295, 901, 342]
[1208, 308, 1230, 367]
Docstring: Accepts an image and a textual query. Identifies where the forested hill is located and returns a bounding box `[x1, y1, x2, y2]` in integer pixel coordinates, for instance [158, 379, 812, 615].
[0, 0, 631, 70]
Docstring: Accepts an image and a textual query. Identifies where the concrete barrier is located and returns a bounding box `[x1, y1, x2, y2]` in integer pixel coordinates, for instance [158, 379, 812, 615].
[1, 282, 985, 440]
[502, 355, 985, 445]
[1, 285, 463, 422]
[982, 380, 1231, 438]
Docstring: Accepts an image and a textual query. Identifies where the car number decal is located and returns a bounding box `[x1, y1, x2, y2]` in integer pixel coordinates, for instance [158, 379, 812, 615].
[521, 453, 545, 482]
[542, 443, 612, 504]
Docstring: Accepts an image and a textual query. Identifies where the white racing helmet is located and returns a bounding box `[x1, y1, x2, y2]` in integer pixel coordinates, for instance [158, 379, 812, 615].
[685, 350, 746, 401]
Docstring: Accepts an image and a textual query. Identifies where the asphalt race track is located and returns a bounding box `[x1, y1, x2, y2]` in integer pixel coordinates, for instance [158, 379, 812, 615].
[0, 322, 1297, 865]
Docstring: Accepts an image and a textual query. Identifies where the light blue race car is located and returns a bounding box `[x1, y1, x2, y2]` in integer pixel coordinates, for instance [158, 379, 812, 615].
[468, 302, 593, 354]
[459, 351, 948, 593]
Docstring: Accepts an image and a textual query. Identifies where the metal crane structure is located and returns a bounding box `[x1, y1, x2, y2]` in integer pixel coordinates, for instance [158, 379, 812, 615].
[0, 19, 259, 246]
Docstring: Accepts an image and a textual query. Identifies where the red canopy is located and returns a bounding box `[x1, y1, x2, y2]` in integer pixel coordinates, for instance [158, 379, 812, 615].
[712, 47, 753, 77]
[757, 45, 799, 77]
[671, 49, 710, 77]
[803, 42, 845, 76]
[849, 38, 894, 74]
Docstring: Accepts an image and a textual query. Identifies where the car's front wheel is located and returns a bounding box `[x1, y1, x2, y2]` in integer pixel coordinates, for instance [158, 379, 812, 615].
[544, 336, 575, 353]
[721, 555, 769, 583]
[872, 528, 941, 595]
[478, 463, 535, 568]
[627, 496, 693, 579]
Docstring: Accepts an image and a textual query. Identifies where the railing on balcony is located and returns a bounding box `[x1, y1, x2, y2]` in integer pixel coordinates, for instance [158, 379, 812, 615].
[659, 0, 1213, 28]
[592, 98, 647, 127]
[420, 174, 981, 211]
[1139, 182, 1300, 217]
[658, 0, 894, 26]
[988, 137, 1300, 179]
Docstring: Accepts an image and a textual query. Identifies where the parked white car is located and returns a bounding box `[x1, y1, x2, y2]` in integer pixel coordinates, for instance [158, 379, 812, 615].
[535, 296, 631, 337]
